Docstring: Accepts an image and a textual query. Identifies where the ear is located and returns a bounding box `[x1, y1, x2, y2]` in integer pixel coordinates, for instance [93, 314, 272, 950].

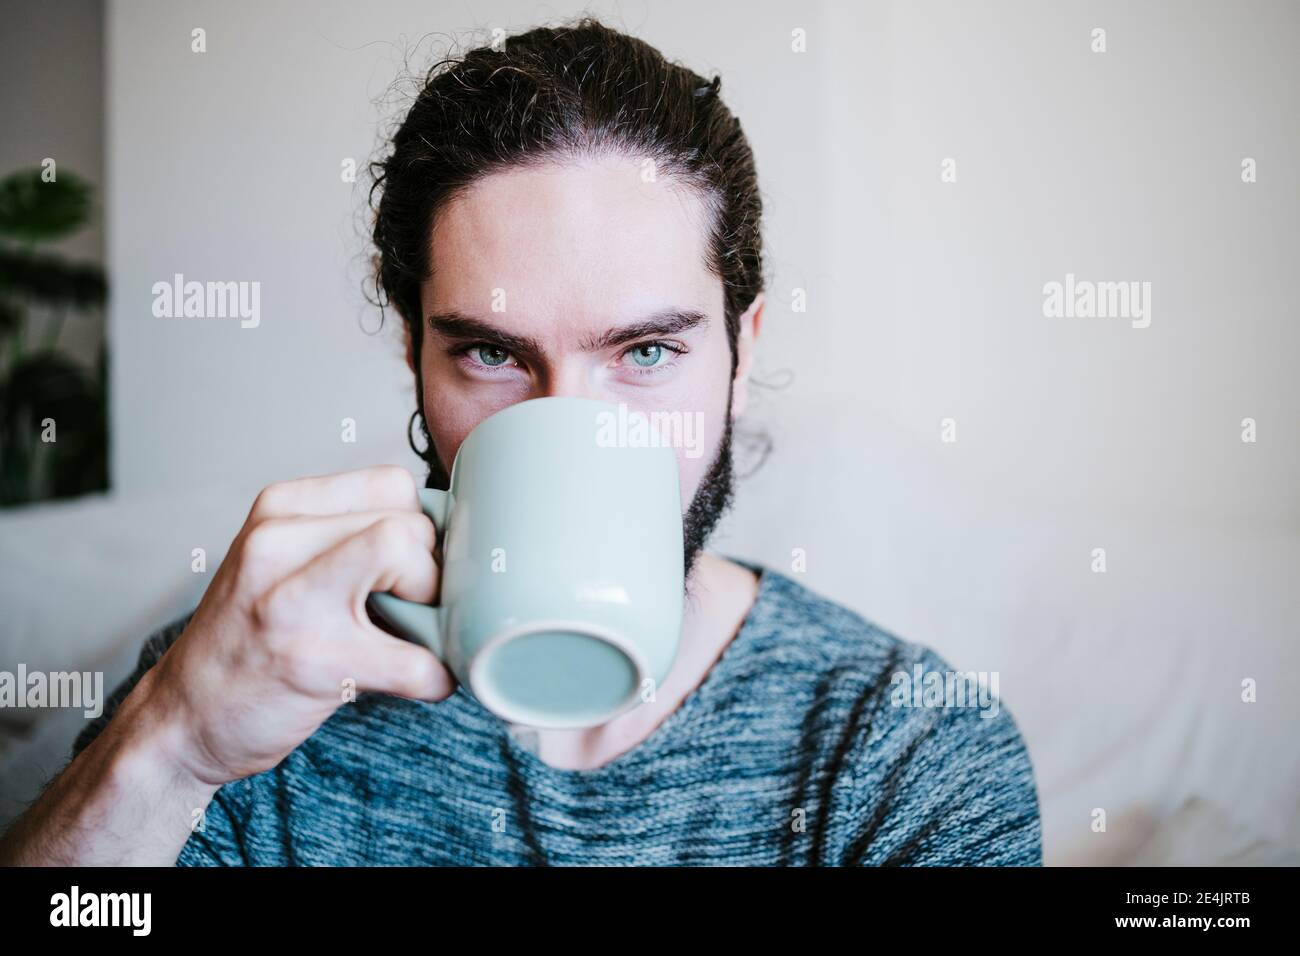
[404, 320, 417, 376]
[729, 291, 765, 420]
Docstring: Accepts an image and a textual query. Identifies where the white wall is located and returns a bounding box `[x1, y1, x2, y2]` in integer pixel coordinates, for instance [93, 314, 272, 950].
[91, 0, 1300, 863]
[105, 0, 1300, 518]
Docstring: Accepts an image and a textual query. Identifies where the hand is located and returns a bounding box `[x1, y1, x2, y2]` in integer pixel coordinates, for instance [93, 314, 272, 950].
[142, 465, 454, 788]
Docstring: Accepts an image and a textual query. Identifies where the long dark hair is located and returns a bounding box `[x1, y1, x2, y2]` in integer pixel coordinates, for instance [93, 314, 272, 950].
[367, 16, 765, 487]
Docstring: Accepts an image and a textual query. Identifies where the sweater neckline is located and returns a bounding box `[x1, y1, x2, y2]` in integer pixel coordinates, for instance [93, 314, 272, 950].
[497, 558, 774, 782]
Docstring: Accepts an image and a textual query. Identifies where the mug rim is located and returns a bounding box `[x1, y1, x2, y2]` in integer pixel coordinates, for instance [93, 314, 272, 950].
[446, 394, 652, 490]
[467, 617, 651, 730]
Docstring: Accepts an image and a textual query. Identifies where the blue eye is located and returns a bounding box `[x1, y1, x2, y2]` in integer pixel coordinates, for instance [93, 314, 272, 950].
[619, 341, 686, 374]
[476, 345, 511, 367]
[627, 344, 664, 367]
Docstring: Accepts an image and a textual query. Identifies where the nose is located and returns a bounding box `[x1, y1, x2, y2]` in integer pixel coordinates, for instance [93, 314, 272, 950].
[533, 361, 598, 402]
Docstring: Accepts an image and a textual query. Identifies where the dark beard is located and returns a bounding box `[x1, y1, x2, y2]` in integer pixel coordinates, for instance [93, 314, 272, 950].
[680, 411, 735, 583]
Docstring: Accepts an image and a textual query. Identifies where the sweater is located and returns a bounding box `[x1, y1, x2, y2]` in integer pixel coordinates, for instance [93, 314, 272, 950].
[70, 563, 1042, 865]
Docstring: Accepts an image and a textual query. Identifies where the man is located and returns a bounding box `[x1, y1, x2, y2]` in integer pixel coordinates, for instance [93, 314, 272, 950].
[0, 18, 1040, 866]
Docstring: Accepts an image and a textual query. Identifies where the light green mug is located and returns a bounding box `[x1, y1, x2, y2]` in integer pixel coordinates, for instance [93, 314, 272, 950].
[367, 396, 685, 729]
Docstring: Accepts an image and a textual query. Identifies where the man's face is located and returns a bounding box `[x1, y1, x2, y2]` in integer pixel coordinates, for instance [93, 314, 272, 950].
[412, 155, 760, 575]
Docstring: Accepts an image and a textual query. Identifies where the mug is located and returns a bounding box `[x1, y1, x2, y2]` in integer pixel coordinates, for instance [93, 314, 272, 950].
[366, 396, 685, 729]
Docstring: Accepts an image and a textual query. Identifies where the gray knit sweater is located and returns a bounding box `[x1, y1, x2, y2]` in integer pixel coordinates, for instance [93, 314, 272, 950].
[70, 563, 1042, 865]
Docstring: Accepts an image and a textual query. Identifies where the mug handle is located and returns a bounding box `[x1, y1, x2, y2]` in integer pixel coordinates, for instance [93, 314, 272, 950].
[365, 487, 452, 660]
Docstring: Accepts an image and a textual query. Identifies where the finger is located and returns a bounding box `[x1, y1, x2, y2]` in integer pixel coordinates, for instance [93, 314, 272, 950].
[348, 630, 457, 702]
[238, 509, 436, 582]
[262, 515, 439, 623]
[247, 465, 421, 522]
[258, 519, 449, 701]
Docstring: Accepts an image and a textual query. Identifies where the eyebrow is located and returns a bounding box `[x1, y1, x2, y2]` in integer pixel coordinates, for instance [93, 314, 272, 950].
[426, 308, 710, 355]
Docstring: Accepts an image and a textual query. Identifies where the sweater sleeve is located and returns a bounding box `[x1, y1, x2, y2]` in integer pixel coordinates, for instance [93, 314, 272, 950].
[841, 647, 1043, 866]
[175, 779, 253, 867]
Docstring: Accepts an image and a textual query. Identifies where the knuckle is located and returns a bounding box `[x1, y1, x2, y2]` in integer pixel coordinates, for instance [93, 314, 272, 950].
[368, 516, 413, 555]
[238, 519, 281, 567]
[411, 512, 437, 549]
[400, 655, 434, 695]
[250, 578, 299, 631]
[368, 465, 416, 505]
[250, 481, 292, 519]
[232, 524, 292, 599]
[248, 589, 276, 631]
[412, 652, 444, 692]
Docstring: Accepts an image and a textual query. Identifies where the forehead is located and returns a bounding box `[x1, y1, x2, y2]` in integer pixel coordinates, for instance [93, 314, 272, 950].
[426, 156, 722, 326]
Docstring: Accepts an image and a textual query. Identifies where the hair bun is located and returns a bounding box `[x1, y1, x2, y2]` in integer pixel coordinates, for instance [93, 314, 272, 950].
[695, 74, 722, 98]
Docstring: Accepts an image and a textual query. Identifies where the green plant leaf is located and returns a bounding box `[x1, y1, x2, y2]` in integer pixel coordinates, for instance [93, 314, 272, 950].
[0, 168, 94, 243]
[0, 247, 107, 310]
[0, 351, 107, 504]
[0, 296, 21, 336]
